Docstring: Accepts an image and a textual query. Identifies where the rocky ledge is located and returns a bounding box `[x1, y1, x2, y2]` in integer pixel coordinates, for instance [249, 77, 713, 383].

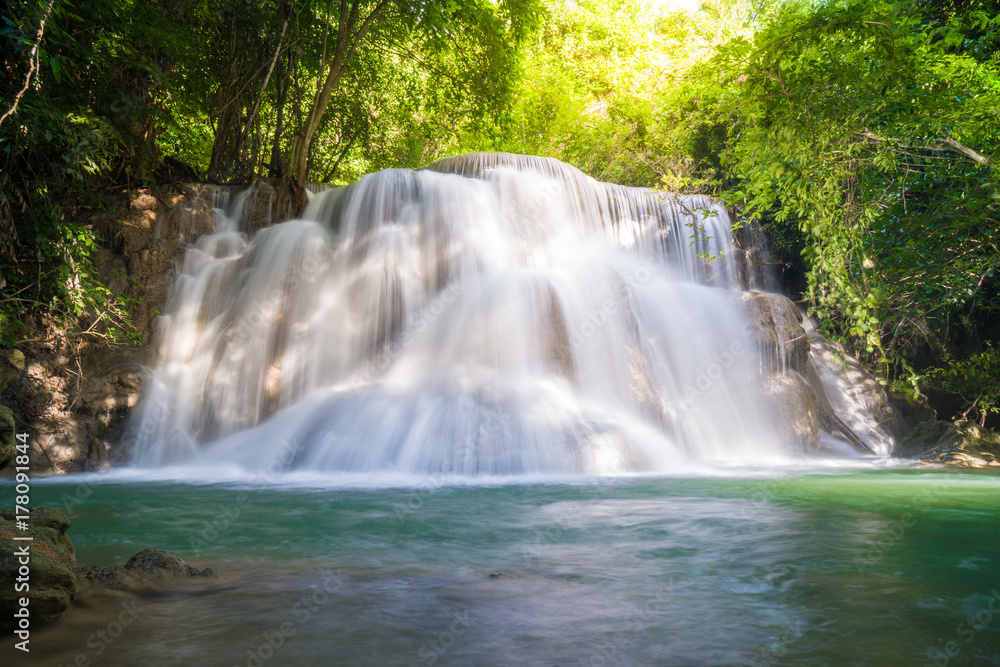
[0, 507, 215, 630]
[899, 420, 1000, 468]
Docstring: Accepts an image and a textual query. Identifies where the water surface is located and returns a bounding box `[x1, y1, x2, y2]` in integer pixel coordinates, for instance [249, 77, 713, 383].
[15, 465, 1000, 666]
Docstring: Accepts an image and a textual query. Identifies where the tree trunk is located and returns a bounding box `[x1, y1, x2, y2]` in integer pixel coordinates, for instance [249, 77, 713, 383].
[274, 0, 391, 220]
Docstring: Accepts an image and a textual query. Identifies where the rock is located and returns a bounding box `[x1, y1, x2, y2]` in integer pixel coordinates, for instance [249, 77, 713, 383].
[247, 180, 277, 233]
[124, 547, 215, 578]
[0, 349, 23, 391]
[887, 390, 936, 441]
[77, 548, 215, 591]
[0, 506, 77, 629]
[762, 372, 821, 451]
[742, 292, 809, 375]
[803, 328, 896, 455]
[0, 405, 14, 471]
[898, 420, 1000, 467]
[2, 184, 225, 476]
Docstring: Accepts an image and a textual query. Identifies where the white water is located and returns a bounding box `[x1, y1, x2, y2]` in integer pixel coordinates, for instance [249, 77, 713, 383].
[128, 153, 810, 474]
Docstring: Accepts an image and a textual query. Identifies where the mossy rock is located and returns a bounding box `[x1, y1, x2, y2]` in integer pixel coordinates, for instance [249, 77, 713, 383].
[77, 548, 215, 590]
[0, 506, 78, 630]
[0, 349, 23, 392]
[900, 419, 1000, 466]
[0, 405, 14, 471]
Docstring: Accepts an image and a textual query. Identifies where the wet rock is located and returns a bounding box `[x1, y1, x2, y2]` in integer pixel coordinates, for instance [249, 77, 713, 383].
[762, 372, 821, 451]
[898, 420, 1000, 467]
[742, 292, 809, 375]
[803, 328, 896, 455]
[0, 506, 77, 629]
[77, 548, 215, 591]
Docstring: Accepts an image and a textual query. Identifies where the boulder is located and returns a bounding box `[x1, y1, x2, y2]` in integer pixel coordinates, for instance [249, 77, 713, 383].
[761, 372, 821, 451]
[76, 548, 215, 590]
[899, 420, 1000, 467]
[0, 349, 22, 391]
[742, 292, 809, 375]
[0, 506, 77, 629]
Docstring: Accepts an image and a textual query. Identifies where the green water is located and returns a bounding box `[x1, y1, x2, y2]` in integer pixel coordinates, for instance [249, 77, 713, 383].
[11, 467, 1000, 666]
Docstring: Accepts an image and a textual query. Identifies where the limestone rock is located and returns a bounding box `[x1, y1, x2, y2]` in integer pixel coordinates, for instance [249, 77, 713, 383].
[0, 506, 77, 629]
[762, 372, 821, 451]
[2, 184, 225, 476]
[742, 292, 809, 375]
[76, 548, 215, 590]
[899, 420, 1000, 467]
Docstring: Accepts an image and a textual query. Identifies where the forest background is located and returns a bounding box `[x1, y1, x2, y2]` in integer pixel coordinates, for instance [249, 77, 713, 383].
[2, 0, 998, 426]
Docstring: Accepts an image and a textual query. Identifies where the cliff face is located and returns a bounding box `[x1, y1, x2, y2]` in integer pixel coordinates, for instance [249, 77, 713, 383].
[0, 184, 219, 475]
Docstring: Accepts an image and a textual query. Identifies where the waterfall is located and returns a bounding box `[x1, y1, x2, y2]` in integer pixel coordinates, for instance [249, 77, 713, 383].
[128, 153, 802, 475]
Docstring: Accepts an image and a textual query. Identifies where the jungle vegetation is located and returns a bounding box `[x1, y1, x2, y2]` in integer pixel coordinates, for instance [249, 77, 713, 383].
[2, 0, 999, 422]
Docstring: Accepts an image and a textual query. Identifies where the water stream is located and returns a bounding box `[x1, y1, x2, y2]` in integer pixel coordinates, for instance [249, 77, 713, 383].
[129, 153, 794, 474]
[7, 154, 996, 666]
[19, 469, 1000, 666]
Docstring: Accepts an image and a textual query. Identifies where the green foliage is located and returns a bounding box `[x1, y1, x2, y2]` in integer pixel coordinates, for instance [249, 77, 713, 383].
[4, 0, 1000, 425]
[706, 0, 1000, 407]
[1, 0, 537, 345]
[466, 0, 760, 189]
[924, 347, 1000, 425]
[0, 0, 192, 346]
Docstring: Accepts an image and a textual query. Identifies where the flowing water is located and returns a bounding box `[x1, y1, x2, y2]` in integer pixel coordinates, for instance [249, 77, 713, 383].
[8, 154, 997, 665]
[128, 153, 795, 474]
[17, 469, 1000, 666]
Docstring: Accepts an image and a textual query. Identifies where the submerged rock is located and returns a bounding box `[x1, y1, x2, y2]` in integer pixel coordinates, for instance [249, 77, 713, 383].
[899, 420, 1000, 467]
[0, 506, 78, 629]
[77, 548, 216, 590]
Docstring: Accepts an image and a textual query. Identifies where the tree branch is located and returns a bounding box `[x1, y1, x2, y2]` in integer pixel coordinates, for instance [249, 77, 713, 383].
[860, 132, 993, 166]
[0, 0, 58, 127]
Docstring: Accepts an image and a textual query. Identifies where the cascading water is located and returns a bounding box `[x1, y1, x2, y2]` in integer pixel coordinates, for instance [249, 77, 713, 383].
[128, 153, 801, 475]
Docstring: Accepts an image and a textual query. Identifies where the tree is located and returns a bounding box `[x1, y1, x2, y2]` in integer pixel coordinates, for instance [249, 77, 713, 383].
[706, 0, 1000, 410]
[272, 0, 536, 218]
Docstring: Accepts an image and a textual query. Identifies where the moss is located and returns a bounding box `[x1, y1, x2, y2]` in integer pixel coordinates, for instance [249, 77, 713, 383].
[0, 405, 15, 471]
[0, 506, 78, 629]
